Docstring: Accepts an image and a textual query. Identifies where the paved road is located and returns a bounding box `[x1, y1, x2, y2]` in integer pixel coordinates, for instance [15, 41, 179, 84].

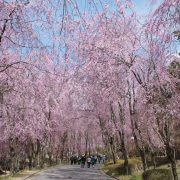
[27, 164, 115, 180]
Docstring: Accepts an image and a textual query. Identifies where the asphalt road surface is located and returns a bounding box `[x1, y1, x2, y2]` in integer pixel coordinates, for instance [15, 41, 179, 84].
[27, 164, 115, 180]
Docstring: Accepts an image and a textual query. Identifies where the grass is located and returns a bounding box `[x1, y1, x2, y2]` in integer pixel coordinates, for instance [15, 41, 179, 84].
[156, 163, 180, 178]
[0, 169, 41, 180]
[142, 169, 173, 180]
[102, 158, 180, 180]
[102, 158, 143, 180]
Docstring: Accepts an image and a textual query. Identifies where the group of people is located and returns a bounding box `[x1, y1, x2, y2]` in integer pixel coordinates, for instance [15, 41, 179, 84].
[70, 154, 107, 168]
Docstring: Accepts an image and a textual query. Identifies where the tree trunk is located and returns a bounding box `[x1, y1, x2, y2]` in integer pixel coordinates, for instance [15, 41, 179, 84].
[85, 132, 88, 157]
[130, 116, 147, 171]
[34, 139, 40, 167]
[88, 141, 91, 156]
[48, 152, 52, 166]
[151, 152, 156, 169]
[109, 137, 116, 164]
[139, 148, 147, 172]
[110, 145, 116, 164]
[118, 102, 129, 175]
[28, 155, 33, 169]
[123, 151, 129, 175]
[9, 143, 16, 175]
[165, 142, 178, 180]
[118, 130, 129, 174]
[121, 135, 129, 174]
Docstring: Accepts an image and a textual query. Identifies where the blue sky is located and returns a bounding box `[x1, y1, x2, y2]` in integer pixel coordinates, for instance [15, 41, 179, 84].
[35, 0, 163, 49]
[133, 0, 162, 15]
[75, 0, 162, 16]
[133, 0, 149, 15]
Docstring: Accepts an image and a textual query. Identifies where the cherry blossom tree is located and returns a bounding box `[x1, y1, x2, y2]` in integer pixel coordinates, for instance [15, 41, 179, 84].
[0, 1, 179, 179]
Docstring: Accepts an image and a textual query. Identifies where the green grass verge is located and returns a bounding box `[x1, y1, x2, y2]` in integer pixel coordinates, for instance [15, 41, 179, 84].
[102, 158, 143, 180]
[0, 169, 41, 180]
[102, 158, 180, 180]
[142, 169, 173, 180]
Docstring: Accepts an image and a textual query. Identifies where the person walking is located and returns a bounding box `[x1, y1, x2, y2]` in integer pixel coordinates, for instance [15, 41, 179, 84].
[78, 156, 81, 165]
[87, 156, 91, 168]
[102, 155, 106, 164]
[91, 156, 96, 168]
[70, 156, 74, 165]
[81, 155, 86, 168]
[97, 155, 101, 164]
[74, 156, 78, 165]
[94, 155, 97, 164]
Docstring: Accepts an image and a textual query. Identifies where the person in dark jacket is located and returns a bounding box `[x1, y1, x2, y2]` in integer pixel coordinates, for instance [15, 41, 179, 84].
[81, 155, 86, 168]
[97, 155, 101, 164]
[70, 156, 74, 165]
[91, 156, 96, 168]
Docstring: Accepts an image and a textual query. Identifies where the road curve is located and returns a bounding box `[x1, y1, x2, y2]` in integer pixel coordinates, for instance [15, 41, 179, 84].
[27, 164, 115, 180]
